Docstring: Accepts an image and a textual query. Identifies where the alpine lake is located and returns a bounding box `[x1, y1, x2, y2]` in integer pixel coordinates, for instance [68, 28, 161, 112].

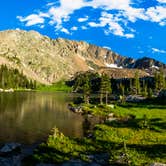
[0, 92, 84, 145]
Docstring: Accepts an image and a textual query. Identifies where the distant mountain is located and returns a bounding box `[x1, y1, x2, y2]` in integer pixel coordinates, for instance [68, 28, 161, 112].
[0, 30, 165, 84]
[130, 57, 166, 69]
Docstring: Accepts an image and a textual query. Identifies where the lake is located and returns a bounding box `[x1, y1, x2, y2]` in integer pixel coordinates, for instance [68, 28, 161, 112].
[0, 92, 84, 144]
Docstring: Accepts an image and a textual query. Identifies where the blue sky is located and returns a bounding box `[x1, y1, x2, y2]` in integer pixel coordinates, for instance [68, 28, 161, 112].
[0, 0, 166, 63]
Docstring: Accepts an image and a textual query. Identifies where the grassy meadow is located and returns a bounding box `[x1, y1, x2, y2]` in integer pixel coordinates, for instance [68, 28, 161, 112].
[30, 103, 166, 165]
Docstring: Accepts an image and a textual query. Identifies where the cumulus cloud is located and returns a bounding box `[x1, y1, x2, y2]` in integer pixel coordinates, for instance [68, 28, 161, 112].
[61, 27, 70, 34]
[146, 6, 166, 26]
[17, 0, 166, 38]
[17, 14, 45, 26]
[78, 16, 89, 22]
[71, 26, 78, 31]
[152, 48, 166, 53]
[157, 0, 166, 3]
[81, 26, 88, 30]
[88, 12, 135, 38]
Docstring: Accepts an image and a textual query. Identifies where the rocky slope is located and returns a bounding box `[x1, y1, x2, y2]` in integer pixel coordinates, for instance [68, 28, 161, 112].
[0, 30, 165, 84]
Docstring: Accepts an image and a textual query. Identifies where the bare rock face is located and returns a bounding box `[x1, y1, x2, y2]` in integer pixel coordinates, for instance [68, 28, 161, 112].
[0, 30, 165, 84]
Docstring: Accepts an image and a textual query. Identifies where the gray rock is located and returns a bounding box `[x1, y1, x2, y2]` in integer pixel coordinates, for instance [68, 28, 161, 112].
[158, 89, 166, 98]
[61, 159, 86, 166]
[0, 155, 21, 166]
[150, 163, 166, 166]
[126, 95, 145, 103]
[36, 163, 56, 166]
[107, 104, 115, 109]
[0, 143, 21, 153]
[93, 153, 109, 165]
[62, 159, 101, 166]
[68, 104, 83, 113]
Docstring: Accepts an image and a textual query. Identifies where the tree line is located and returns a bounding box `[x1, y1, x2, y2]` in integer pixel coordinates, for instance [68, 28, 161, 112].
[71, 69, 166, 104]
[0, 65, 36, 89]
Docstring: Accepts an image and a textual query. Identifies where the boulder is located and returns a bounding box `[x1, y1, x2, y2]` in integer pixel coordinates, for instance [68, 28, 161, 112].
[107, 104, 115, 109]
[68, 104, 83, 113]
[108, 113, 114, 117]
[0, 155, 21, 166]
[36, 164, 55, 166]
[150, 163, 166, 166]
[126, 95, 145, 103]
[0, 143, 21, 153]
[158, 89, 166, 98]
[4, 89, 14, 92]
[62, 159, 101, 166]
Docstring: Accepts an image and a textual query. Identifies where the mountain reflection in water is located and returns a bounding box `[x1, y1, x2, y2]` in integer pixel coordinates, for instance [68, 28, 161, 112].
[0, 92, 83, 144]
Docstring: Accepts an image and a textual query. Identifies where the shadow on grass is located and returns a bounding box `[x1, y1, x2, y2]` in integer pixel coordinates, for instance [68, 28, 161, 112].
[119, 100, 166, 110]
[128, 144, 166, 159]
[119, 104, 166, 110]
[106, 117, 166, 132]
[94, 139, 166, 161]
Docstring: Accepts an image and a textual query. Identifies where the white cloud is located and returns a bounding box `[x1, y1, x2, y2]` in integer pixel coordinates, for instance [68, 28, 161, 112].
[17, 0, 166, 37]
[71, 26, 78, 31]
[88, 0, 131, 10]
[48, 0, 85, 29]
[46, 2, 56, 6]
[152, 48, 166, 53]
[157, 0, 166, 3]
[123, 7, 148, 22]
[146, 6, 166, 26]
[61, 28, 70, 34]
[81, 26, 88, 30]
[17, 14, 45, 26]
[78, 16, 89, 22]
[89, 12, 135, 38]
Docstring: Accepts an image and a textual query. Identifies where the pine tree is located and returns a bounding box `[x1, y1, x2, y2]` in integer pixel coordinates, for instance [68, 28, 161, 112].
[148, 88, 153, 98]
[119, 82, 125, 96]
[142, 80, 148, 97]
[82, 75, 91, 104]
[134, 71, 141, 95]
[154, 72, 159, 91]
[100, 73, 112, 105]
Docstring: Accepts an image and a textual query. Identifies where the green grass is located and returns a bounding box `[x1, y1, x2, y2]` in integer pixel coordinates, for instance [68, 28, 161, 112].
[33, 103, 166, 165]
[111, 103, 166, 119]
[36, 81, 72, 92]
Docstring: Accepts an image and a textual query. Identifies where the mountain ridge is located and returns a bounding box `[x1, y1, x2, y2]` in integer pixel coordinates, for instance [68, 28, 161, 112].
[0, 29, 165, 84]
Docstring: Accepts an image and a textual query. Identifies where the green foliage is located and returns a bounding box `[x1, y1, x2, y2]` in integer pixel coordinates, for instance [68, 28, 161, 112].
[134, 71, 141, 95]
[82, 75, 91, 104]
[148, 88, 153, 98]
[72, 71, 166, 99]
[154, 69, 166, 92]
[100, 73, 112, 105]
[0, 65, 36, 89]
[37, 81, 71, 92]
[33, 128, 96, 163]
[34, 103, 166, 165]
[73, 72, 94, 104]
[142, 80, 148, 97]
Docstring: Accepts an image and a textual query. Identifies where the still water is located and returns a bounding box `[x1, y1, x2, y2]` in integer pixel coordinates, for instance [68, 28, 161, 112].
[0, 92, 84, 144]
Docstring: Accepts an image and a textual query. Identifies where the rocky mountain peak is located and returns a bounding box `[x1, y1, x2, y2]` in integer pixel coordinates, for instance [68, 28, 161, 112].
[0, 30, 165, 84]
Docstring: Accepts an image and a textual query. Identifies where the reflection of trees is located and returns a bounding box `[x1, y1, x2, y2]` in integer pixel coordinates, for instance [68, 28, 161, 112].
[0, 92, 28, 113]
[0, 92, 84, 144]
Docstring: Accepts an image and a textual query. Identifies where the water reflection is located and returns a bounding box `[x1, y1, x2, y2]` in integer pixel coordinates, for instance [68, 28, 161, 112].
[0, 92, 83, 144]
